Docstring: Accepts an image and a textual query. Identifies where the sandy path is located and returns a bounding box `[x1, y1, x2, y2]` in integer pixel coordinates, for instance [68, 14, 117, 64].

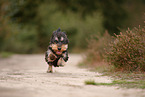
[0, 54, 144, 97]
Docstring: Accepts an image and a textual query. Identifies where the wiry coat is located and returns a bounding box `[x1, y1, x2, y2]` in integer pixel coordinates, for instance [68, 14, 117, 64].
[45, 28, 69, 67]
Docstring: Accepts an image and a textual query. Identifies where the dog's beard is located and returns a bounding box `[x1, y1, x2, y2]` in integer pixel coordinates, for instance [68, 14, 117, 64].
[51, 44, 68, 55]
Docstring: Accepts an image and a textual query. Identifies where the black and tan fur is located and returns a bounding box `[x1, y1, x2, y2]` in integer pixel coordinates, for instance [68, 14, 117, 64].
[45, 28, 69, 73]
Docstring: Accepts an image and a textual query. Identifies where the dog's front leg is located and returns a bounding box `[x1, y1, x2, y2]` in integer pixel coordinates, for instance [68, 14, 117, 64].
[47, 65, 53, 73]
[62, 51, 69, 62]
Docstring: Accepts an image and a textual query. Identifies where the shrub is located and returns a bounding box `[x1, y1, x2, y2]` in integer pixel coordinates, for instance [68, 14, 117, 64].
[2, 24, 38, 54]
[85, 31, 111, 63]
[105, 26, 145, 72]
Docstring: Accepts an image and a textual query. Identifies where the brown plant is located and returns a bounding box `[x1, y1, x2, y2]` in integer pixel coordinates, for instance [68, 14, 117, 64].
[105, 26, 145, 72]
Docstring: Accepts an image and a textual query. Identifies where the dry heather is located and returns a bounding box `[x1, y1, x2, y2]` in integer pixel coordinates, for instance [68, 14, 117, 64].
[105, 26, 145, 72]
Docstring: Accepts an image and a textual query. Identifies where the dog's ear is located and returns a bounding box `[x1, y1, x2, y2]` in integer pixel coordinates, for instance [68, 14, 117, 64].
[63, 32, 69, 44]
[57, 28, 61, 32]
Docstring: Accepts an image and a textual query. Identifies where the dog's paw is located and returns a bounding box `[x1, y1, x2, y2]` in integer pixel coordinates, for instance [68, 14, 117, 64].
[58, 62, 65, 67]
[46, 70, 53, 73]
[57, 58, 65, 67]
[63, 56, 69, 62]
[47, 66, 53, 73]
[59, 64, 64, 67]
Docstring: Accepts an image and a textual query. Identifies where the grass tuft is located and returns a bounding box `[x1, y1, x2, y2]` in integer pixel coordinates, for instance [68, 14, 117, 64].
[85, 80, 97, 85]
[85, 80, 113, 86]
[85, 79, 145, 89]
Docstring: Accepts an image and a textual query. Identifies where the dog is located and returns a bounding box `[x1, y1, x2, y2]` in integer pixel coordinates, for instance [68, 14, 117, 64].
[45, 28, 69, 73]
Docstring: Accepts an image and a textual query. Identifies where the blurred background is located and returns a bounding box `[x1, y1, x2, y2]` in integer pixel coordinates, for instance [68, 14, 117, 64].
[0, 0, 145, 54]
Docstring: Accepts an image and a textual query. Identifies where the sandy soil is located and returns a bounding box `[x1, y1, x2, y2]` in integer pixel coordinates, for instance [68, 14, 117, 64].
[0, 54, 144, 97]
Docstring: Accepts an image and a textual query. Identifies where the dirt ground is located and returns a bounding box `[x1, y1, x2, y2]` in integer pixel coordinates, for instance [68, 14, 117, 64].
[0, 54, 144, 97]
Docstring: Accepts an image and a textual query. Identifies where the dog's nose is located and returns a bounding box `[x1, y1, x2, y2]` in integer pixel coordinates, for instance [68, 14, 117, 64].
[58, 47, 61, 50]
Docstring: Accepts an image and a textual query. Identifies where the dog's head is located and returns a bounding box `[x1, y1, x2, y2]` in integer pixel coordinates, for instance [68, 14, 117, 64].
[50, 28, 68, 55]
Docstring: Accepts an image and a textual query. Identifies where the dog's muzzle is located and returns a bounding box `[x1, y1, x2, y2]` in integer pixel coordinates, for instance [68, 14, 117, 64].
[50, 44, 68, 55]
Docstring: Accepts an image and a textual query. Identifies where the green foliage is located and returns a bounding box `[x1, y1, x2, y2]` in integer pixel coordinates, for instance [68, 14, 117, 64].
[0, 0, 145, 53]
[2, 24, 38, 53]
[34, 2, 104, 51]
[105, 26, 145, 72]
[56, 0, 127, 35]
[0, 51, 13, 58]
[9, 0, 40, 24]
